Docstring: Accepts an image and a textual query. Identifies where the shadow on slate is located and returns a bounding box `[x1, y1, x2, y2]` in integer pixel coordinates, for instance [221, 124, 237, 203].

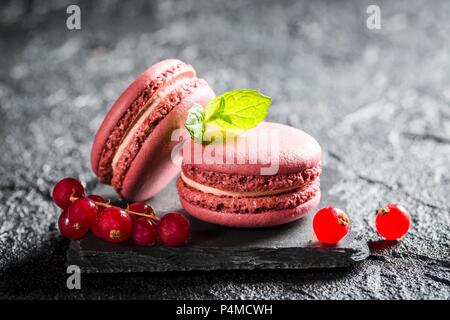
[67, 167, 369, 273]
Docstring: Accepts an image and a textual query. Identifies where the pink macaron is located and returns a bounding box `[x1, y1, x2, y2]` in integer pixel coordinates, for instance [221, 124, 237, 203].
[176, 122, 322, 228]
[91, 59, 215, 201]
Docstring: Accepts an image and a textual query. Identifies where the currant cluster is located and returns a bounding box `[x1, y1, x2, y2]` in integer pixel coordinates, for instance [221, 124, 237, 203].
[52, 178, 191, 246]
[312, 204, 411, 244]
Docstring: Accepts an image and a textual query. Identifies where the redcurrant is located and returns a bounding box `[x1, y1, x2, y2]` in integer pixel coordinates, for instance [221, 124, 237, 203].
[97, 206, 132, 243]
[128, 202, 154, 216]
[87, 194, 107, 238]
[67, 197, 98, 229]
[132, 217, 157, 246]
[157, 212, 191, 247]
[313, 207, 350, 244]
[375, 203, 411, 240]
[58, 209, 89, 240]
[52, 177, 85, 209]
[87, 194, 107, 210]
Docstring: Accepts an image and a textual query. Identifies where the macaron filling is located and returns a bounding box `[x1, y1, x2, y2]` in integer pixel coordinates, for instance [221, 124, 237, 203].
[181, 162, 321, 193]
[180, 172, 303, 197]
[97, 62, 194, 183]
[112, 77, 206, 191]
[176, 177, 320, 214]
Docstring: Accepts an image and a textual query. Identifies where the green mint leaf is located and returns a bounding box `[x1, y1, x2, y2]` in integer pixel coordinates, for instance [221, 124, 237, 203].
[205, 96, 225, 122]
[204, 89, 271, 132]
[184, 103, 205, 143]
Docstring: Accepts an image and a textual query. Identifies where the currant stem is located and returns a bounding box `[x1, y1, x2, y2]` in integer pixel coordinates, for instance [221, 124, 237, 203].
[69, 196, 159, 223]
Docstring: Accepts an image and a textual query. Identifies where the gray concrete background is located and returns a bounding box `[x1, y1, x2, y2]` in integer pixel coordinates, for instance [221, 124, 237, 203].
[0, 0, 449, 299]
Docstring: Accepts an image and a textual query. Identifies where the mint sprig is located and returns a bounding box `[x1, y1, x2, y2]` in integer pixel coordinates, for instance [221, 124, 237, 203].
[184, 103, 205, 143]
[185, 89, 271, 142]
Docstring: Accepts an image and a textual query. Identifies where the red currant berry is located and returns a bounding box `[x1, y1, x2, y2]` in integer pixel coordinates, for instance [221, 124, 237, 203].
[87, 195, 107, 211]
[91, 220, 103, 238]
[313, 207, 350, 244]
[128, 202, 154, 216]
[87, 195, 108, 238]
[375, 203, 411, 240]
[128, 201, 155, 224]
[52, 177, 85, 209]
[157, 212, 191, 247]
[98, 206, 132, 243]
[67, 198, 98, 229]
[58, 210, 89, 240]
[132, 217, 157, 246]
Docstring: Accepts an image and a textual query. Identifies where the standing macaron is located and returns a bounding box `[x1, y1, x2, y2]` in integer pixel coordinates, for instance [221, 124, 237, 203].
[91, 59, 215, 201]
[177, 122, 322, 228]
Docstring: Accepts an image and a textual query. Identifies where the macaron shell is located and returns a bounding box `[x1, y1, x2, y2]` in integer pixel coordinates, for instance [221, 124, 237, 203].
[179, 190, 321, 228]
[181, 122, 322, 176]
[119, 81, 215, 201]
[91, 59, 195, 176]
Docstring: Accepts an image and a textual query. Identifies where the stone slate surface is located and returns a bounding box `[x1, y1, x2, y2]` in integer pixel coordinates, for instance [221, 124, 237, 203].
[68, 168, 369, 272]
[0, 0, 449, 299]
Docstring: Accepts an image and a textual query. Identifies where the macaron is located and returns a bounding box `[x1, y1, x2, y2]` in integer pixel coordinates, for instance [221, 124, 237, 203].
[91, 59, 215, 201]
[176, 122, 322, 228]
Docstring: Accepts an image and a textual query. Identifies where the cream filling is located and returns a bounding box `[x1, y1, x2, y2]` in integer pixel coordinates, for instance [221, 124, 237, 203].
[180, 172, 302, 198]
[112, 76, 194, 173]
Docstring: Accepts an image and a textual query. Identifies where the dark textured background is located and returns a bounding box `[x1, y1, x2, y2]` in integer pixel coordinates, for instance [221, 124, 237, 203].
[0, 0, 449, 299]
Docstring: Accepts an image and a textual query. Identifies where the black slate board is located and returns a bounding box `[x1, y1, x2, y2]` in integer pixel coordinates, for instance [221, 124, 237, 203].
[67, 168, 369, 272]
